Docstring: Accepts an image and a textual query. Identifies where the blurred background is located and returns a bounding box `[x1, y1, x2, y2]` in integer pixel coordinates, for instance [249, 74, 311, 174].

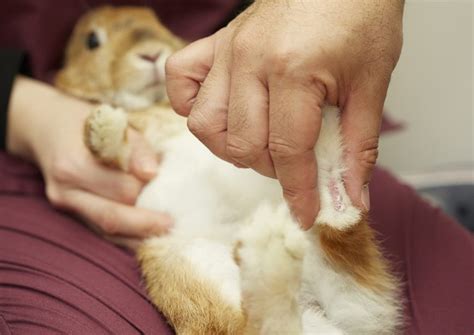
[378, 0, 473, 229]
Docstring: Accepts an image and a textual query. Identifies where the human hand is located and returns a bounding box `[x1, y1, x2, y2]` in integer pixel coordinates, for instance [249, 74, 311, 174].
[166, 0, 403, 229]
[7, 77, 172, 238]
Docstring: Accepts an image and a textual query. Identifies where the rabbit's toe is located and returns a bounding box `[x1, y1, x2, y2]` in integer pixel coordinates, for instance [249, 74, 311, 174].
[84, 104, 130, 169]
[236, 204, 307, 289]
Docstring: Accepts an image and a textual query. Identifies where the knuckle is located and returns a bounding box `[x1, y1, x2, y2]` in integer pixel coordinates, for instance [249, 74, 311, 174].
[282, 187, 300, 202]
[226, 136, 265, 165]
[359, 147, 379, 169]
[45, 185, 64, 207]
[268, 136, 301, 162]
[187, 115, 204, 137]
[187, 114, 210, 139]
[173, 102, 190, 117]
[268, 48, 297, 76]
[50, 159, 76, 184]
[117, 183, 141, 205]
[231, 32, 253, 57]
[99, 211, 119, 235]
[282, 186, 317, 212]
[346, 137, 379, 174]
[355, 137, 379, 168]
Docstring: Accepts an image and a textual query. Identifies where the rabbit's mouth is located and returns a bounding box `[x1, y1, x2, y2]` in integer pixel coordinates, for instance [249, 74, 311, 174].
[144, 65, 165, 90]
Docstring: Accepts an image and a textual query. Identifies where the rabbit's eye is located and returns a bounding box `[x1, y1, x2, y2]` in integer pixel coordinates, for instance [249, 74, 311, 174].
[86, 31, 100, 50]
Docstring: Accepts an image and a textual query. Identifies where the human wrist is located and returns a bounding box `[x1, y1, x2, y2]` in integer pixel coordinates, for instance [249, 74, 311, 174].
[6, 76, 41, 160]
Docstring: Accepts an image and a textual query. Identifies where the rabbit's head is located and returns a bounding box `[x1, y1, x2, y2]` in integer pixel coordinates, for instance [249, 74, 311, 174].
[55, 6, 184, 109]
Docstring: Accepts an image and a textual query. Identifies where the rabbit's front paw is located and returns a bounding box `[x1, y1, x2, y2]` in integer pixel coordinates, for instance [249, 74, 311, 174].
[84, 104, 130, 170]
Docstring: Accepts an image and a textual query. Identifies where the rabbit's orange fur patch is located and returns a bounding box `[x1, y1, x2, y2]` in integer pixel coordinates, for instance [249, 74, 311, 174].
[317, 215, 397, 293]
[138, 241, 245, 335]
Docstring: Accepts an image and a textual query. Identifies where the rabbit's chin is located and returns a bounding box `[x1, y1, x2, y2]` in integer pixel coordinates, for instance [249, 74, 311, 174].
[111, 86, 167, 109]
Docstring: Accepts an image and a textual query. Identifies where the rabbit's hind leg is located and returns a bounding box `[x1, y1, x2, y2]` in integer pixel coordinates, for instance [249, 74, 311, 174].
[84, 104, 131, 170]
[138, 236, 244, 335]
[235, 204, 307, 335]
[301, 308, 345, 335]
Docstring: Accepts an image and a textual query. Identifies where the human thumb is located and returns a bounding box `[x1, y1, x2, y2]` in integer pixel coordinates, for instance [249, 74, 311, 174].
[127, 129, 159, 181]
[340, 81, 387, 210]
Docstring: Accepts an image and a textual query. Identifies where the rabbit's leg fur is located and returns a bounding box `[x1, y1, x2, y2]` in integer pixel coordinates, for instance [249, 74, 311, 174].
[138, 236, 245, 335]
[301, 308, 345, 335]
[235, 204, 308, 335]
[84, 104, 131, 170]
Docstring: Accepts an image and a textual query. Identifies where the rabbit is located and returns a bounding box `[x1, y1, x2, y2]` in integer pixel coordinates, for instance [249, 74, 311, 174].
[55, 6, 403, 335]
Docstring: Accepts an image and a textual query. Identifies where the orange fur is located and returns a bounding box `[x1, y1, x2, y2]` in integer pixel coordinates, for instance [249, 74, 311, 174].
[317, 214, 397, 293]
[55, 6, 184, 102]
[137, 240, 245, 335]
[83, 112, 128, 168]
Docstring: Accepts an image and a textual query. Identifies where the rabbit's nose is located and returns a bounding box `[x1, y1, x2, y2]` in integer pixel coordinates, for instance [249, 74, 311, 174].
[139, 52, 161, 63]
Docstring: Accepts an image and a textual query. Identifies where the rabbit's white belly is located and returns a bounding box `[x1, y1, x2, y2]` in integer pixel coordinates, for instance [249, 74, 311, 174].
[136, 131, 282, 308]
[136, 130, 282, 241]
[133, 107, 351, 313]
[134, 108, 401, 334]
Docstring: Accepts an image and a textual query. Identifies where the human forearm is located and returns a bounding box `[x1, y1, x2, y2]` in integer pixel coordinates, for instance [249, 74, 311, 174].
[6, 76, 90, 162]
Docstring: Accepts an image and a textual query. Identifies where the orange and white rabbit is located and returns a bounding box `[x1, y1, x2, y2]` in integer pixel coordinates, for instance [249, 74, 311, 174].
[56, 6, 402, 335]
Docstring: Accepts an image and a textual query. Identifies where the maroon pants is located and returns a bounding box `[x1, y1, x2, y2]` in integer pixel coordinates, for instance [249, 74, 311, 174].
[0, 152, 473, 335]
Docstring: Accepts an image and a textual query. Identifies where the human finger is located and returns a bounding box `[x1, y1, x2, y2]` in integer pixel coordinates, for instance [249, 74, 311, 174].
[62, 189, 173, 238]
[185, 32, 234, 163]
[268, 78, 325, 229]
[166, 35, 216, 117]
[340, 76, 389, 210]
[127, 128, 159, 182]
[226, 69, 275, 177]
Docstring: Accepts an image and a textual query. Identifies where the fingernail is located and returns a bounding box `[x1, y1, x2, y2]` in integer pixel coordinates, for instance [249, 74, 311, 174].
[361, 185, 370, 211]
[156, 214, 174, 234]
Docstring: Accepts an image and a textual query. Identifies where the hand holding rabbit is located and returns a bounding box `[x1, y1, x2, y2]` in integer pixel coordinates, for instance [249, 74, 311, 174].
[7, 77, 171, 238]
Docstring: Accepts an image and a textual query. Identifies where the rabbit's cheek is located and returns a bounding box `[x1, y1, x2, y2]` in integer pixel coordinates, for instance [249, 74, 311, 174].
[112, 54, 151, 90]
[155, 49, 171, 83]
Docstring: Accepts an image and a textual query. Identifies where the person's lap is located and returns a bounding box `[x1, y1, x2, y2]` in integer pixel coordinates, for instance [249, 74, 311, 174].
[0, 153, 173, 334]
[0, 153, 472, 334]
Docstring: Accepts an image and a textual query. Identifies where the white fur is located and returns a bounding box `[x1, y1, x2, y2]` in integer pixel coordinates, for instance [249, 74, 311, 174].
[302, 309, 345, 335]
[301, 231, 401, 334]
[113, 90, 156, 109]
[90, 105, 401, 334]
[315, 107, 361, 229]
[181, 238, 241, 308]
[112, 49, 171, 109]
[237, 204, 307, 335]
